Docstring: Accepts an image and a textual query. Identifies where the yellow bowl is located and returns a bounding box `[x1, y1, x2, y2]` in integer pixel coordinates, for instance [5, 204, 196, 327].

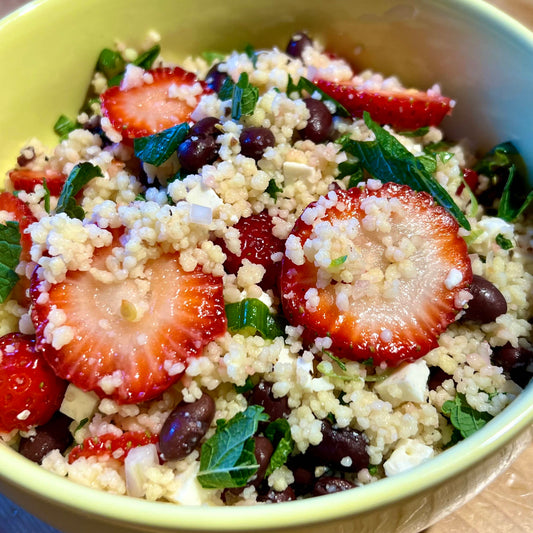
[0, 0, 532, 532]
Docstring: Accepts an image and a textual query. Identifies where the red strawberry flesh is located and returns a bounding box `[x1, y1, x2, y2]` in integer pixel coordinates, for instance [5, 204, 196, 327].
[0, 333, 68, 433]
[8, 168, 66, 196]
[280, 182, 472, 366]
[314, 80, 454, 131]
[101, 67, 210, 139]
[31, 246, 226, 404]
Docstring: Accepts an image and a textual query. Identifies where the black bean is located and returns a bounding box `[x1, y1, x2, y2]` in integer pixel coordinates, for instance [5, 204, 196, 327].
[461, 275, 507, 323]
[286, 32, 313, 58]
[492, 343, 533, 388]
[190, 117, 221, 138]
[239, 127, 275, 161]
[299, 98, 332, 143]
[428, 367, 450, 390]
[19, 412, 73, 463]
[16, 146, 35, 167]
[257, 486, 296, 503]
[250, 436, 274, 487]
[312, 476, 355, 497]
[287, 455, 316, 495]
[177, 135, 219, 172]
[248, 381, 291, 422]
[306, 420, 369, 472]
[159, 393, 215, 461]
[205, 63, 228, 93]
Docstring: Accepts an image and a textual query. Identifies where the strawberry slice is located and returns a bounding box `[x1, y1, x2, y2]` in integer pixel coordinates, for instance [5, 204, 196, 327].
[216, 211, 285, 291]
[68, 431, 158, 464]
[314, 79, 454, 130]
[8, 168, 67, 196]
[100, 67, 210, 139]
[30, 243, 227, 404]
[280, 182, 472, 366]
[0, 333, 68, 433]
[0, 191, 37, 262]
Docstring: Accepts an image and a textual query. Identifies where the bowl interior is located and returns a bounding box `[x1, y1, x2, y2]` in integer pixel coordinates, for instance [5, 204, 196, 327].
[0, 0, 532, 531]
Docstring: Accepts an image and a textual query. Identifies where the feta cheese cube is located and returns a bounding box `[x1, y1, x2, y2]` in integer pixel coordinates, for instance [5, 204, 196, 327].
[60, 384, 99, 423]
[383, 439, 434, 476]
[124, 444, 159, 498]
[374, 359, 430, 406]
[283, 161, 315, 187]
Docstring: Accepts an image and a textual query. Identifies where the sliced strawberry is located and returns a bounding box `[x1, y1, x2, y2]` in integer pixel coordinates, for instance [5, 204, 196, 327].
[8, 168, 67, 196]
[314, 79, 454, 130]
[68, 431, 158, 464]
[0, 191, 38, 262]
[0, 333, 68, 433]
[216, 211, 285, 291]
[280, 182, 472, 366]
[457, 167, 479, 195]
[31, 244, 227, 404]
[100, 67, 210, 139]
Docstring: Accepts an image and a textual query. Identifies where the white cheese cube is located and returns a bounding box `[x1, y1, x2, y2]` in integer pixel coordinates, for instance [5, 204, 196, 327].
[60, 384, 99, 423]
[383, 439, 434, 476]
[185, 183, 222, 209]
[168, 461, 209, 505]
[124, 444, 159, 498]
[283, 162, 315, 187]
[374, 359, 429, 406]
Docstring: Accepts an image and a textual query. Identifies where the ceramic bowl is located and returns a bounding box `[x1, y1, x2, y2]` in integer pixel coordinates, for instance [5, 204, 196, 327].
[0, 0, 532, 532]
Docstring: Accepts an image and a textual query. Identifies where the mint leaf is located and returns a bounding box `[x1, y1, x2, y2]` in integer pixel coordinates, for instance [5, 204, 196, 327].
[339, 112, 470, 230]
[197, 406, 269, 489]
[497, 165, 533, 222]
[134, 123, 190, 166]
[266, 178, 282, 200]
[323, 349, 347, 371]
[264, 418, 294, 476]
[108, 44, 161, 87]
[54, 114, 79, 141]
[0, 221, 22, 302]
[56, 162, 103, 220]
[495, 233, 513, 250]
[42, 178, 51, 214]
[234, 376, 255, 394]
[218, 73, 259, 121]
[244, 44, 258, 67]
[330, 255, 347, 268]
[225, 298, 285, 340]
[201, 51, 226, 64]
[398, 126, 430, 137]
[96, 48, 126, 80]
[441, 393, 493, 439]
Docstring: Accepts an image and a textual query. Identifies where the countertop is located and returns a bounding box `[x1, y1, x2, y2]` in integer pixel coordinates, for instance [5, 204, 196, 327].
[0, 0, 532, 532]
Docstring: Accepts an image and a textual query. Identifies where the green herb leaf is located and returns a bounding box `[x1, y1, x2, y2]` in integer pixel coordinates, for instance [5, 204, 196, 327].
[108, 44, 161, 87]
[56, 163, 103, 220]
[330, 255, 348, 268]
[217, 76, 235, 100]
[75, 417, 90, 433]
[361, 357, 374, 367]
[244, 44, 258, 67]
[197, 405, 269, 489]
[264, 418, 294, 476]
[234, 376, 255, 394]
[317, 361, 362, 382]
[286, 75, 350, 117]
[134, 123, 190, 166]
[323, 350, 347, 371]
[266, 178, 283, 200]
[441, 393, 493, 439]
[225, 298, 285, 340]
[218, 73, 259, 121]
[339, 112, 470, 230]
[42, 177, 51, 214]
[53, 115, 79, 141]
[417, 154, 437, 175]
[96, 48, 126, 80]
[0, 221, 22, 303]
[497, 165, 533, 222]
[495, 233, 513, 250]
[398, 126, 430, 138]
[201, 51, 226, 64]
[368, 464, 379, 476]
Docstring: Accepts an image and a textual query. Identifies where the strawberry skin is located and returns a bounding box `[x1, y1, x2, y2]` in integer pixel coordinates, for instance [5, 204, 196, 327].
[8, 168, 66, 196]
[31, 247, 226, 404]
[0, 191, 38, 262]
[216, 211, 285, 291]
[314, 80, 454, 130]
[68, 431, 158, 464]
[101, 67, 210, 139]
[0, 333, 68, 433]
[280, 183, 472, 366]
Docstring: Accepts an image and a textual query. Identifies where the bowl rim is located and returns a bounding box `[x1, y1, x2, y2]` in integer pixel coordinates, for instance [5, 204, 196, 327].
[0, 0, 533, 530]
